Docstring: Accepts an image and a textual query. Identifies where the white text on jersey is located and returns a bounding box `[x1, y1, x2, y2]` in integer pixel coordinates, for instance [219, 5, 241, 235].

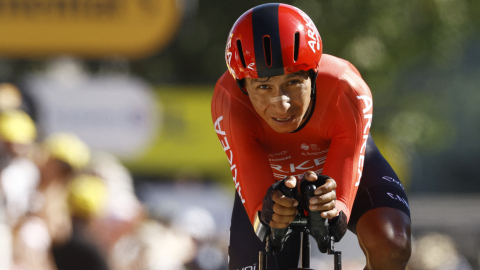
[215, 116, 245, 203]
[355, 95, 373, 186]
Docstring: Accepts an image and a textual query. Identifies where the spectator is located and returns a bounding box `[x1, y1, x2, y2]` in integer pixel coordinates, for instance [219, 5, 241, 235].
[52, 174, 109, 270]
[0, 109, 39, 270]
[13, 132, 90, 270]
[0, 83, 23, 111]
[0, 110, 39, 225]
[86, 152, 145, 270]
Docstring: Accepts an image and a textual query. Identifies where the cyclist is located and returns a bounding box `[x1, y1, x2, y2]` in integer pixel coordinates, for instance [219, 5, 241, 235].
[211, 3, 411, 270]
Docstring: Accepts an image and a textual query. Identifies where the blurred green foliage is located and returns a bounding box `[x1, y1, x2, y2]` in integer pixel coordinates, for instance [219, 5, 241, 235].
[130, 0, 479, 82]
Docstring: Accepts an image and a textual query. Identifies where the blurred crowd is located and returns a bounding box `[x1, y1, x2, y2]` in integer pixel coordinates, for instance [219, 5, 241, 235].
[0, 82, 227, 270]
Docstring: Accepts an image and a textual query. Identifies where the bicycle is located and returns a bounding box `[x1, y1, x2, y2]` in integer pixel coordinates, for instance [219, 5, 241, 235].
[258, 178, 342, 270]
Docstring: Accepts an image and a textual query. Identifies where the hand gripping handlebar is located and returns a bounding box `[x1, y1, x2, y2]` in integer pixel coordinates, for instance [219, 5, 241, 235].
[270, 184, 297, 249]
[300, 176, 330, 253]
[259, 175, 342, 270]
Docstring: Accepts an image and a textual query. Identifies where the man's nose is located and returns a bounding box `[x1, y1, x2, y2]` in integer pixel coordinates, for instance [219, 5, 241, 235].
[270, 92, 291, 113]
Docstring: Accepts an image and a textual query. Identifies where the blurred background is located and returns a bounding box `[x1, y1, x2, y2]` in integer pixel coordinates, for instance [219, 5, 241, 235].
[0, 0, 479, 269]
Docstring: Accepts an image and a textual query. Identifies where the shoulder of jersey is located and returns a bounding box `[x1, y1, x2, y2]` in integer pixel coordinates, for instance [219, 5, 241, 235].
[317, 54, 367, 92]
[216, 71, 255, 109]
[317, 54, 353, 80]
[216, 71, 236, 89]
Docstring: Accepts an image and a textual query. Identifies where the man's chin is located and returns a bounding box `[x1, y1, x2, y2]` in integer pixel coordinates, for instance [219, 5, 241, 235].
[269, 122, 298, 133]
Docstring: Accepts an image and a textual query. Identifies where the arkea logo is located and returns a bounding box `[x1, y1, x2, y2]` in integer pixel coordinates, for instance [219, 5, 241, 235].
[297, 9, 320, 53]
[354, 94, 373, 186]
[225, 33, 237, 79]
[215, 116, 245, 203]
[271, 158, 325, 180]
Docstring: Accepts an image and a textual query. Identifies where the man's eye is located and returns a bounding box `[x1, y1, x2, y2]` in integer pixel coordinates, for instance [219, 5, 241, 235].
[289, 80, 299, 85]
[258, 85, 269, 89]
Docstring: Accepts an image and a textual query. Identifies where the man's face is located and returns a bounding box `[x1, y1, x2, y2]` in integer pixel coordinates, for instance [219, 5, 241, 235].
[245, 71, 312, 133]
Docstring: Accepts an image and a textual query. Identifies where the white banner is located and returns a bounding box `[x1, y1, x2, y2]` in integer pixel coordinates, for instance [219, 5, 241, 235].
[24, 73, 159, 158]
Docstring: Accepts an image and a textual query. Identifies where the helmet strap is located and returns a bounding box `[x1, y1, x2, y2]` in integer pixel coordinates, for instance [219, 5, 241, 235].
[309, 69, 318, 98]
[236, 79, 249, 95]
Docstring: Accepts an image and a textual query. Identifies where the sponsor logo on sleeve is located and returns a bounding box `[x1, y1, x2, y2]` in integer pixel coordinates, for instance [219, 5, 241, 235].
[215, 116, 245, 203]
[355, 95, 373, 186]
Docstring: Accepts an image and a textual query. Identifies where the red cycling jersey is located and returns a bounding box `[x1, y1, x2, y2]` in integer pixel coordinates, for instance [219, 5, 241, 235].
[211, 54, 373, 225]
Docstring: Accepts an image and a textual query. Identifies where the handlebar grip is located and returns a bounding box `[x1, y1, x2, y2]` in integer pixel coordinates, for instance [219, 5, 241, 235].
[300, 175, 331, 253]
[282, 184, 293, 198]
[271, 184, 295, 248]
[304, 184, 329, 253]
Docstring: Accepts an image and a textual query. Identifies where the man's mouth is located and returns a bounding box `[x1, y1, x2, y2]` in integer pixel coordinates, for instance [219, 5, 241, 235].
[274, 116, 292, 122]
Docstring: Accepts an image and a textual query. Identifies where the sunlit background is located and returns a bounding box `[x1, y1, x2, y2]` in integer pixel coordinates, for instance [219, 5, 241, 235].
[1, 0, 480, 269]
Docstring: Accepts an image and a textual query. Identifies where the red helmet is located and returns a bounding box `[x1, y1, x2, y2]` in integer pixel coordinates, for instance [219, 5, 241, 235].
[225, 3, 322, 80]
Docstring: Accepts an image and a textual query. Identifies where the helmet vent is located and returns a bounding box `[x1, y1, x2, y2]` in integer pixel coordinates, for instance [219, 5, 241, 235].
[263, 36, 272, 67]
[236, 40, 247, 69]
[294, 32, 300, 62]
